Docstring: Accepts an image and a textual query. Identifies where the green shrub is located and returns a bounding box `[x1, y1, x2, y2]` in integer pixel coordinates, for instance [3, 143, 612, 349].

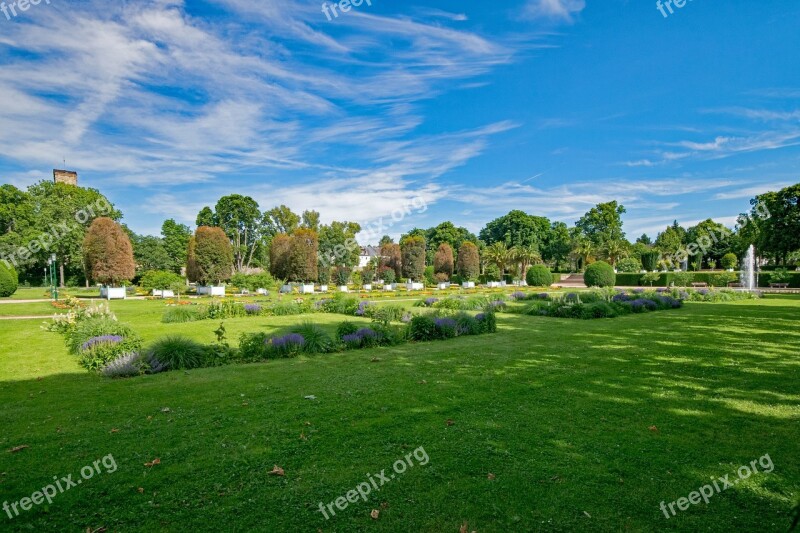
[230, 272, 275, 291]
[238, 332, 271, 361]
[289, 322, 333, 353]
[270, 301, 307, 316]
[672, 271, 694, 287]
[366, 304, 406, 324]
[721, 253, 738, 270]
[409, 315, 437, 341]
[205, 300, 246, 319]
[66, 318, 143, 371]
[336, 321, 359, 339]
[526, 265, 552, 287]
[162, 306, 200, 323]
[140, 270, 184, 292]
[584, 261, 616, 288]
[0, 262, 19, 297]
[616, 258, 642, 273]
[640, 272, 662, 287]
[478, 309, 497, 333]
[770, 268, 791, 284]
[318, 293, 359, 315]
[147, 336, 206, 370]
[641, 251, 660, 271]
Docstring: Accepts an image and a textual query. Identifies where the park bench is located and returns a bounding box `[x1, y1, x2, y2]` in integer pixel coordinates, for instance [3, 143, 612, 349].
[769, 283, 790, 289]
[691, 282, 708, 288]
[727, 282, 743, 288]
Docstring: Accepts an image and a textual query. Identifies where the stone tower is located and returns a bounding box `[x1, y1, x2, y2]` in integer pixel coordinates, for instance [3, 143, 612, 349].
[53, 169, 78, 186]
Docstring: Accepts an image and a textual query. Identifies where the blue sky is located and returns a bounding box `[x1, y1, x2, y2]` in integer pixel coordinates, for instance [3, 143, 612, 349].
[1, 0, 798, 242]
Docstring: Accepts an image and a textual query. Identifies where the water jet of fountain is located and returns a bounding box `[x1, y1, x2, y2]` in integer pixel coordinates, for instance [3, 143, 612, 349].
[741, 245, 756, 291]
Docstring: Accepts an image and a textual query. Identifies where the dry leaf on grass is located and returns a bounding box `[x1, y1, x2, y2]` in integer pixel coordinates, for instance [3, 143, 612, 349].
[268, 465, 285, 476]
[8, 445, 29, 453]
[137, 487, 144, 494]
[144, 458, 161, 467]
[110, 429, 119, 434]
[487, 473, 496, 480]
[446, 419, 455, 427]
[648, 425, 658, 432]
[370, 509, 380, 520]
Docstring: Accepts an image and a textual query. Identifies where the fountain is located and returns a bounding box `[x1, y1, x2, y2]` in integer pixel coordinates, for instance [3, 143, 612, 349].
[741, 245, 756, 291]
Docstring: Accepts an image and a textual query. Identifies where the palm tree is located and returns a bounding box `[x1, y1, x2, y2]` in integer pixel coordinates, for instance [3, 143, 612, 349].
[571, 237, 594, 270]
[511, 245, 542, 278]
[602, 240, 629, 266]
[485, 242, 511, 278]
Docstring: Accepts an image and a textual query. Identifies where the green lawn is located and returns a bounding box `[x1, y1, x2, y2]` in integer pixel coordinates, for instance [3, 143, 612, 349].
[0, 295, 798, 531]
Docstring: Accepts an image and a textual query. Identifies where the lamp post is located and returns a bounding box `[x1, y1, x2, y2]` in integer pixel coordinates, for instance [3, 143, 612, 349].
[49, 254, 58, 301]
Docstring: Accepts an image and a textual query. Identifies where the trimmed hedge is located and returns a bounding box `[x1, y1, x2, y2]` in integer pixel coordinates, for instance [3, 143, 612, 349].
[616, 271, 800, 288]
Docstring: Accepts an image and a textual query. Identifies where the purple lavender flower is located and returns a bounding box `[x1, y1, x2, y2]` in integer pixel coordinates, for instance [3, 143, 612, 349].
[475, 313, 486, 321]
[698, 289, 709, 296]
[356, 328, 378, 339]
[656, 288, 668, 293]
[355, 301, 372, 316]
[424, 297, 439, 307]
[244, 304, 262, 315]
[315, 299, 332, 309]
[537, 293, 550, 300]
[633, 288, 645, 294]
[511, 292, 526, 300]
[269, 333, 306, 350]
[81, 335, 124, 352]
[434, 318, 457, 329]
[342, 333, 362, 344]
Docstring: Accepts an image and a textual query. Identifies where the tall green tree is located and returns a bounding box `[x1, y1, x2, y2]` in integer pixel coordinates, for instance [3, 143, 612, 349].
[301, 210, 321, 232]
[480, 210, 552, 252]
[27, 181, 120, 287]
[319, 221, 361, 268]
[576, 201, 626, 247]
[542, 222, 572, 271]
[131, 234, 170, 274]
[161, 219, 191, 274]
[196, 207, 216, 228]
[741, 184, 800, 264]
[214, 194, 261, 271]
[262, 205, 300, 238]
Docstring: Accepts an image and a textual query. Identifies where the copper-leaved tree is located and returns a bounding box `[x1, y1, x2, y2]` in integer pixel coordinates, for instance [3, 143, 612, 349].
[433, 243, 454, 279]
[190, 226, 233, 286]
[82, 217, 135, 286]
[456, 242, 480, 281]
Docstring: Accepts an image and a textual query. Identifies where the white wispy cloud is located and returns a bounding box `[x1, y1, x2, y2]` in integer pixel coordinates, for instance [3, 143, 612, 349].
[522, 0, 586, 23]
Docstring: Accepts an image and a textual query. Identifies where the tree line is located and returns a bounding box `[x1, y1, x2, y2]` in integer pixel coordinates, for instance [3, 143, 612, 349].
[1, 180, 797, 287]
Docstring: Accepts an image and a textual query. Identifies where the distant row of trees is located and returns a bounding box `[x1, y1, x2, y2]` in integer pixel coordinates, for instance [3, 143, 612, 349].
[2, 181, 798, 287]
